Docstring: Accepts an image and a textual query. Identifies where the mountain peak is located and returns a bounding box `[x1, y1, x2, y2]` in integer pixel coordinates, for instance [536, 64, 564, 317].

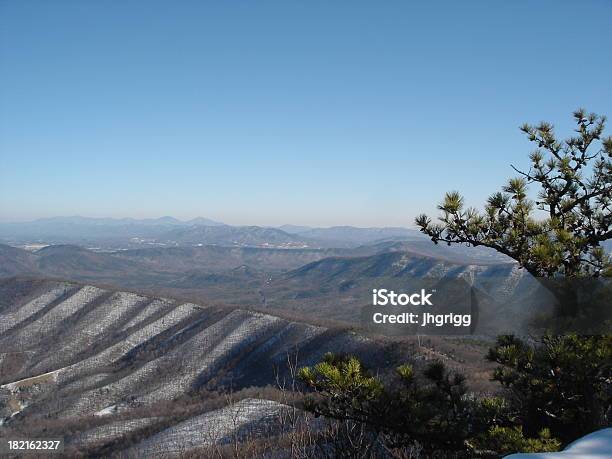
[186, 217, 225, 226]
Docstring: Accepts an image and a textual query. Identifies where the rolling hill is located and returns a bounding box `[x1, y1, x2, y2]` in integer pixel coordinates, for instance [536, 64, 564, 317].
[0, 244, 39, 277]
[257, 250, 541, 332]
[276, 225, 425, 247]
[3, 279, 479, 456]
[0, 242, 536, 331]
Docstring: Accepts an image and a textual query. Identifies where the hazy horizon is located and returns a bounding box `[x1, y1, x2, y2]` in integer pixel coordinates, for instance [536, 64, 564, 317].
[0, 214, 423, 230]
[2, 1, 611, 227]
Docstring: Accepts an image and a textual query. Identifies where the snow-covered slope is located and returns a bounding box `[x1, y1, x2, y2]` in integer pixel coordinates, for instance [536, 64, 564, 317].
[0, 279, 377, 455]
[505, 428, 612, 459]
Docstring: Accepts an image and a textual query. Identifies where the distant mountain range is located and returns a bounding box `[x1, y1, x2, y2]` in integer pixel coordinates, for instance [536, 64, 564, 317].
[276, 225, 424, 247]
[160, 225, 310, 248]
[0, 216, 223, 247]
[0, 215, 576, 335]
[0, 238, 511, 283]
[0, 216, 426, 250]
[3, 216, 608, 254]
[0, 239, 531, 332]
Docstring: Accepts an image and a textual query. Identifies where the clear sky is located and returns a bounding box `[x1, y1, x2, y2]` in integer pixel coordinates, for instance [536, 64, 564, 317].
[1, 1, 611, 227]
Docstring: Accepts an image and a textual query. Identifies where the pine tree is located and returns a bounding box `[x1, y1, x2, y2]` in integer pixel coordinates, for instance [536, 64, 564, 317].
[416, 109, 611, 278]
[416, 109, 611, 442]
[299, 111, 610, 456]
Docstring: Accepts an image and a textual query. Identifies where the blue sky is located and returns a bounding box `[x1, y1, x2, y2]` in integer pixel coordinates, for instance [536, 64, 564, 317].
[1, 0, 611, 227]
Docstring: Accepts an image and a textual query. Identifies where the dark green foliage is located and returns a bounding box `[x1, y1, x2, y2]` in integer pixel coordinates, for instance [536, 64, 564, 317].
[299, 354, 551, 456]
[473, 426, 561, 456]
[487, 334, 612, 443]
[298, 111, 611, 456]
[412, 110, 611, 450]
[416, 110, 611, 278]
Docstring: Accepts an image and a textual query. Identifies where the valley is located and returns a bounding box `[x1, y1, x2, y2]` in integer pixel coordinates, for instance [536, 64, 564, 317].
[0, 218, 571, 456]
[0, 279, 496, 457]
